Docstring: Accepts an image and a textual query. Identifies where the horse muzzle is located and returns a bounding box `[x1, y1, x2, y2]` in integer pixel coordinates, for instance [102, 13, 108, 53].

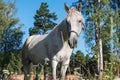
[68, 37, 78, 48]
[68, 30, 79, 48]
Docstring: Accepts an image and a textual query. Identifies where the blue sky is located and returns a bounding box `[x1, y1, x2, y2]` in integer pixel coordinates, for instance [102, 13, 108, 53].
[14, 0, 87, 55]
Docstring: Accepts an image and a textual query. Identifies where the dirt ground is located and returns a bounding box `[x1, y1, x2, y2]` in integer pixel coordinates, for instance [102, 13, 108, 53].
[8, 74, 80, 80]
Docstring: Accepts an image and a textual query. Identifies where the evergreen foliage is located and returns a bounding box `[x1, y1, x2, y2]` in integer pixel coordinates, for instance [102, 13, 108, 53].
[0, 0, 24, 74]
[69, 51, 90, 75]
[0, 0, 24, 52]
[29, 2, 57, 35]
[2, 51, 22, 74]
[75, 0, 120, 79]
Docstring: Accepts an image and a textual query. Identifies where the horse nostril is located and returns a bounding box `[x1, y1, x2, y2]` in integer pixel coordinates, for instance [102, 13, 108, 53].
[74, 39, 78, 46]
[68, 40, 70, 46]
[68, 39, 74, 48]
[75, 40, 77, 45]
[74, 39, 77, 44]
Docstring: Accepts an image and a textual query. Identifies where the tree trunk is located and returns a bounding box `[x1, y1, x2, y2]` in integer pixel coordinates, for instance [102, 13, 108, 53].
[95, 22, 103, 80]
[95, 0, 103, 80]
[98, 36, 103, 79]
[110, 16, 113, 54]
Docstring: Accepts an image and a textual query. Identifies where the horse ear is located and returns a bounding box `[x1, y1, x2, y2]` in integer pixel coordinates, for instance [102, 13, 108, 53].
[78, 3, 82, 11]
[64, 3, 69, 13]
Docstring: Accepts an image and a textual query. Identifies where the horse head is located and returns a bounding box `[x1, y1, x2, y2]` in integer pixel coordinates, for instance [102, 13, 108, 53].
[64, 3, 85, 48]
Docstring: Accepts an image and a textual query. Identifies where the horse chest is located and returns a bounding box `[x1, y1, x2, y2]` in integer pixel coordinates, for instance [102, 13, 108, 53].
[55, 42, 73, 62]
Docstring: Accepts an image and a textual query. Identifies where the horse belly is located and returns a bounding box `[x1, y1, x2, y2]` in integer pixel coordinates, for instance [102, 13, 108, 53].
[28, 44, 48, 65]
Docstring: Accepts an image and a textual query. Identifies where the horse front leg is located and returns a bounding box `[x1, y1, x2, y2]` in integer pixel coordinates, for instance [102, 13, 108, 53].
[60, 59, 70, 80]
[51, 60, 58, 80]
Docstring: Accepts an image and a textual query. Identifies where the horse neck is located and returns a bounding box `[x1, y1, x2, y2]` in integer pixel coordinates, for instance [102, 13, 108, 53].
[46, 18, 69, 42]
[58, 18, 69, 41]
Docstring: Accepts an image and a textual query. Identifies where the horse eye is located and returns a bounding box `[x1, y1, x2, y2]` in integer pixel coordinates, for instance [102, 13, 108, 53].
[66, 20, 70, 26]
[66, 20, 69, 24]
[78, 20, 81, 23]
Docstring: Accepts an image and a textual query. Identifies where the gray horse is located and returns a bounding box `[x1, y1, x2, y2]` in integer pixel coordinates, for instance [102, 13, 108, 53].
[22, 3, 85, 80]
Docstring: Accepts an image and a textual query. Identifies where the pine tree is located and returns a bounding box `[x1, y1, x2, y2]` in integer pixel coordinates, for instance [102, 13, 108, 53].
[0, 0, 7, 44]
[29, 2, 57, 35]
[75, 51, 85, 75]
[6, 51, 22, 74]
[0, 0, 24, 53]
[76, 0, 120, 79]
[0, 0, 24, 73]
[69, 51, 85, 75]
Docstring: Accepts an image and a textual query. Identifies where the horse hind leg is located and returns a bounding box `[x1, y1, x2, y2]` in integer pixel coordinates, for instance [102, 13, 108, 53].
[23, 59, 32, 80]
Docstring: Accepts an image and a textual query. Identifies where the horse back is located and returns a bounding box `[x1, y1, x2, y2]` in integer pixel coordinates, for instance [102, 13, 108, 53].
[22, 35, 47, 64]
[23, 35, 47, 49]
[22, 35, 46, 56]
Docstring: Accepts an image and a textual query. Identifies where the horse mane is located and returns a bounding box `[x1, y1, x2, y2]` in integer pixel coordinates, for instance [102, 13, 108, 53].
[46, 18, 69, 42]
[58, 18, 70, 41]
